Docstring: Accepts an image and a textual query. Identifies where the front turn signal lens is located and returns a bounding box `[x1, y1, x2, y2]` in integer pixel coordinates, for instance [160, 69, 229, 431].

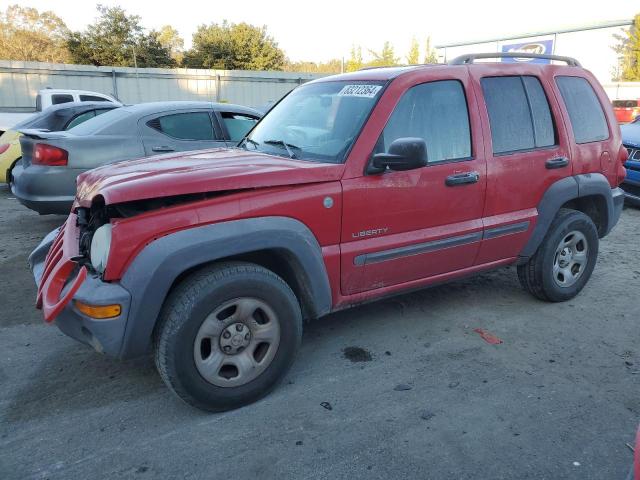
[74, 301, 121, 319]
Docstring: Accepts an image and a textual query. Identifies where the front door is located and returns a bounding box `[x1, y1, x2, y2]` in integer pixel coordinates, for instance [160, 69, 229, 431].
[341, 73, 487, 295]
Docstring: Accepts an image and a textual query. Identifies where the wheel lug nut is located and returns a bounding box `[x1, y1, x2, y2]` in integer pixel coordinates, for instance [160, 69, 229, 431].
[245, 333, 250, 340]
[223, 345, 232, 353]
[235, 324, 243, 332]
[237, 346, 244, 353]
[222, 331, 231, 339]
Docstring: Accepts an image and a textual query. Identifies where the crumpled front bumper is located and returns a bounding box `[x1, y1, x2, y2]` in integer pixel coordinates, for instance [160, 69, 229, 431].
[29, 223, 132, 357]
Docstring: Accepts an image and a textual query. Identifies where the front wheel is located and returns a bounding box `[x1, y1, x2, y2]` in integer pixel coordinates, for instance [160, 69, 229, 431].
[154, 262, 302, 412]
[517, 208, 599, 302]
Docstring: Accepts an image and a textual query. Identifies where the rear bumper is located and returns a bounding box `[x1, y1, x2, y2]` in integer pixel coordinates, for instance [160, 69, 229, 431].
[11, 163, 79, 214]
[30, 227, 132, 358]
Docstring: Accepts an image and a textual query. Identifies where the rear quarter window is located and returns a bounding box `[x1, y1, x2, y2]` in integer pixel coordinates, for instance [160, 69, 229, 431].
[555, 76, 608, 144]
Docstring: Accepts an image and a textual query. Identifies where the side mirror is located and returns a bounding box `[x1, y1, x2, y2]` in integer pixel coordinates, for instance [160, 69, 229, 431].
[369, 137, 428, 173]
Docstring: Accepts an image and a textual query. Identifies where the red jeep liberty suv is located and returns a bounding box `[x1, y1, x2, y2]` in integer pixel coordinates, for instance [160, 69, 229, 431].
[30, 53, 627, 411]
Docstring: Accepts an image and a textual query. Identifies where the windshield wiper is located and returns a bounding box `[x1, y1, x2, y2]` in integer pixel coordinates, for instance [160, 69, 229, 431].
[263, 139, 300, 159]
[241, 137, 260, 150]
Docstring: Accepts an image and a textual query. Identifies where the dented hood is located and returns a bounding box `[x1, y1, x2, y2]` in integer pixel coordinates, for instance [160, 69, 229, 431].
[75, 148, 344, 206]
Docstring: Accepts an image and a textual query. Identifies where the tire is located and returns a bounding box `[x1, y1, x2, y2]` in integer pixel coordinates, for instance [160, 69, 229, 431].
[154, 261, 302, 412]
[7, 157, 20, 187]
[517, 208, 599, 302]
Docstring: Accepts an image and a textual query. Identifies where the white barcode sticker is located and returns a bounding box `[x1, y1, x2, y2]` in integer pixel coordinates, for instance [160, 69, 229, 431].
[337, 84, 382, 98]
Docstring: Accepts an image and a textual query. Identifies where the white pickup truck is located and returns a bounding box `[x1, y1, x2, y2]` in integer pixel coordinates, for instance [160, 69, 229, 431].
[0, 88, 120, 134]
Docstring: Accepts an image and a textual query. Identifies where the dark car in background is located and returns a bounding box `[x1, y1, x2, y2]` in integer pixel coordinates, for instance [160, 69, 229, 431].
[621, 118, 640, 206]
[11, 101, 262, 214]
[0, 101, 120, 184]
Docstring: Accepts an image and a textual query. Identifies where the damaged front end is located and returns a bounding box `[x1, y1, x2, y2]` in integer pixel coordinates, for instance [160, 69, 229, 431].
[29, 202, 131, 356]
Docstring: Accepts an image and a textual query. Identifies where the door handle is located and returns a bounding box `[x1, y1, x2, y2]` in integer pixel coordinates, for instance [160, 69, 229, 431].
[152, 146, 175, 152]
[545, 157, 569, 169]
[445, 171, 480, 186]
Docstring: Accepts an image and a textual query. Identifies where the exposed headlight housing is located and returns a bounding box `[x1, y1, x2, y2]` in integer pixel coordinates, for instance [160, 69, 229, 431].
[90, 223, 112, 273]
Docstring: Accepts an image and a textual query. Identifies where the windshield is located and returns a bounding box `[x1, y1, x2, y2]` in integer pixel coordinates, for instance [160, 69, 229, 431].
[242, 80, 385, 163]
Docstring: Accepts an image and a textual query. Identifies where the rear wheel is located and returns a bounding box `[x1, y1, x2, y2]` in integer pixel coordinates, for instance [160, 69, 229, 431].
[154, 262, 302, 411]
[7, 157, 20, 188]
[517, 209, 599, 302]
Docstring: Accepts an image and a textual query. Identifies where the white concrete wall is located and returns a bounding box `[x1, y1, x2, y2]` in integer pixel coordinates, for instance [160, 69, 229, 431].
[0, 61, 326, 111]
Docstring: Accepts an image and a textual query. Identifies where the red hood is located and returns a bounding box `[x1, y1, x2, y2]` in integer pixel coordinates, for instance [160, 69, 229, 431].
[75, 148, 344, 206]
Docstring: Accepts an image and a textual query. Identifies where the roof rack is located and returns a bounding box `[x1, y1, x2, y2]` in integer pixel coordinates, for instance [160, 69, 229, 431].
[448, 52, 581, 67]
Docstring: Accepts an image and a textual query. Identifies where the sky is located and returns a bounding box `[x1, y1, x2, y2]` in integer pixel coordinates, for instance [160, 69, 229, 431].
[5, 0, 638, 62]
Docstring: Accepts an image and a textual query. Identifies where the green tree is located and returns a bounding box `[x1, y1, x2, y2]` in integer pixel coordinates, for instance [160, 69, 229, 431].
[284, 59, 342, 74]
[368, 41, 399, 67]
[67, 5, 174, 67]
[406, 37, 420, 64]
[156, 25, 184, 65]
[0, 4, 70, 63]
[345, 45, 363, 72]
[182, 21, 285, 70]
[423, 36, 438, 64]
[613, 14, 640, 81]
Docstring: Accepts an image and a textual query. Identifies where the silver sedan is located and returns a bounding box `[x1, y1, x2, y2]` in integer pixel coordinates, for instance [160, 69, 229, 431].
[12, 101, 261, 214]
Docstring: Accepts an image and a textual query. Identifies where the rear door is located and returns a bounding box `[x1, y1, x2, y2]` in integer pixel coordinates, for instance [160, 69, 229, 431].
[139, 109, 226, 155]
[469, 69, 572, 264]
[340, 71, 487, 295]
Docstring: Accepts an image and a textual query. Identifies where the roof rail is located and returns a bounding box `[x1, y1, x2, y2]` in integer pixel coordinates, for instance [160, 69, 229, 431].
[448, 52, 581, 67]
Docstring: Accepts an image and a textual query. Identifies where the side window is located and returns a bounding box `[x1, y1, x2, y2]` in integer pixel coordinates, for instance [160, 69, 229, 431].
[79, 95, 109, 102]
[378, 80, 471, 163]
[220, 112, 259, 142]
[51, 94, 73, 105]
[481, 76, 556, 154]
[555, 76, 608, 144]
[64, 110, 96, 130]
[148, 112, 215, 140]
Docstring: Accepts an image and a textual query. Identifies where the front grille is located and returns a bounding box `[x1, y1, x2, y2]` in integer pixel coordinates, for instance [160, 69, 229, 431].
[36, 223, 67, 307]
[624, 145, 639, 162]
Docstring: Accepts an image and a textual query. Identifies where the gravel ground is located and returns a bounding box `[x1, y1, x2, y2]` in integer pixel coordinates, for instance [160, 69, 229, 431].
[0, 183, 638, 480]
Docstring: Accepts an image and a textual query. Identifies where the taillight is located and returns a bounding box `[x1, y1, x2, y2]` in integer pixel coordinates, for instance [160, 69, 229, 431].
[33, 144, 68, 166]
[0, 144, 9, 154]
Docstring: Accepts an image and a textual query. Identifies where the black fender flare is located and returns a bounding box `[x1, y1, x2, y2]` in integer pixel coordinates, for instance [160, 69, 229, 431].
[118, 216, 332, 358]
[518, 173, 622, 263]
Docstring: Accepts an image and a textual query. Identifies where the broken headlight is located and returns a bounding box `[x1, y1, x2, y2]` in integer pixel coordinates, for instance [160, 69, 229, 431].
[90, 223, 112, 273]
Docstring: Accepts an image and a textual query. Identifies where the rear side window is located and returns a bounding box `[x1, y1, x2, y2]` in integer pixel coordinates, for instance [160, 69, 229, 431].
[79, 95, 110, 102]
[220, 112, 259, 142]
[149, 112, 215, 140]
[378, 80, 471, 163]
[52, 94, 73, 105]
[482, 76, 556, 154]
[555, 76, 608, 144]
